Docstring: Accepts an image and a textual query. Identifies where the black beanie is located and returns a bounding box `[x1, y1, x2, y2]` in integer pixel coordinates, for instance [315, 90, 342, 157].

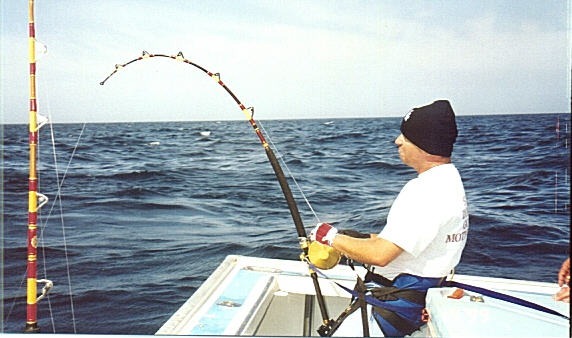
[400, 100, 458, 157]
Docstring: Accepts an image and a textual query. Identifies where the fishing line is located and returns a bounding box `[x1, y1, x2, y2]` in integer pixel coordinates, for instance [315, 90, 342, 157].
[35, 124, 56, 333]
[258, 119, 321, 224]
[35, 68, 81, 333]
[4, 269, 28, 329]
[2, 126, 58, 332]
[45, 119, 80, 333]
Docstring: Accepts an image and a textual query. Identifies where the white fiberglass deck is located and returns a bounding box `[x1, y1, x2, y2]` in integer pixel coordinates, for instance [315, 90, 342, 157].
[157, 255, 357, 336]
[156, 255, 570, 337]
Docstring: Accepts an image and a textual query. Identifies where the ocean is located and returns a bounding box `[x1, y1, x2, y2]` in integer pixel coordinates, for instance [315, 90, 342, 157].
[2, 114, 570, 334]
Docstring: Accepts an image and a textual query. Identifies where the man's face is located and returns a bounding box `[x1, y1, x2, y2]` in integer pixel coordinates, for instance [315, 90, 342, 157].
[394, 133, 425, 168]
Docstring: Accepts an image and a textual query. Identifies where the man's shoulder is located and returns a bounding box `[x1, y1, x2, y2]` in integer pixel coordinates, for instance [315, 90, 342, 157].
[418, 164, 462, 185]
[398, 164, 464, 205]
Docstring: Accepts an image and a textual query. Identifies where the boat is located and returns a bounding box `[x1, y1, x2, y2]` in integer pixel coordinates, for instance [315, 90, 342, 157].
[156, 255, 570, 337]
[20, 2, 569, 336]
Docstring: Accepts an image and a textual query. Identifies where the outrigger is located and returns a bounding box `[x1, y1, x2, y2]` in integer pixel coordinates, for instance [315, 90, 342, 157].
[25, 0, 53, 332]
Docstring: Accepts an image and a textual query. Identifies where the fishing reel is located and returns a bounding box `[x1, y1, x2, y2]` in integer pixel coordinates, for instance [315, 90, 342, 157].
[308, 241, 341, 270]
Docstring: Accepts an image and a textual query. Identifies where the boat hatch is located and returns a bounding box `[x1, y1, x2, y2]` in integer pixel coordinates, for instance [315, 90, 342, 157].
[426, 286, 570, 337]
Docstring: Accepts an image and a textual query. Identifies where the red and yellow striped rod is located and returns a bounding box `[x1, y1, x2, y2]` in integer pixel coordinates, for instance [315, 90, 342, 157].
[25, 0, 40, 333]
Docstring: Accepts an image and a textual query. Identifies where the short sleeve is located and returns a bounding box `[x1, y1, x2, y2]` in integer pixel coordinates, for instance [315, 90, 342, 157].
[379, 179, 441, 257]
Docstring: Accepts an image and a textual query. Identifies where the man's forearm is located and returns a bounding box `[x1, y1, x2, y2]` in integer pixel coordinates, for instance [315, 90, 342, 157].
[332, 234, 403, 267]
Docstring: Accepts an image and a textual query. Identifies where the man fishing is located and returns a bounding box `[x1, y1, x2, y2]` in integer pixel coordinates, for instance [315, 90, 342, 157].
[311, 100, 469, 337]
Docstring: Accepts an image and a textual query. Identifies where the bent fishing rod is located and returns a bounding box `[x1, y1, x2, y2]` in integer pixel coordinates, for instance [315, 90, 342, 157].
[100, 51, 335, 333]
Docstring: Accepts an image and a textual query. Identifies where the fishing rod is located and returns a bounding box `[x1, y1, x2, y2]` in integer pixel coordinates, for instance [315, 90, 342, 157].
[25, 0, 52, 333]
[100, 51, 335, 333]
[26, 0, 40, 331]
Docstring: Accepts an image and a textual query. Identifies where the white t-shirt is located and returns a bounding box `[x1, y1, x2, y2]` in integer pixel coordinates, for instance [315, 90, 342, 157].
[375, 163, 469, 279]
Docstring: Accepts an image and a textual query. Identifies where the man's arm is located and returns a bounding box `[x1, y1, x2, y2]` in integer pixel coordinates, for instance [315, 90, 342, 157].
[332, 234, 403, 267]
[554, 258, 570, 303]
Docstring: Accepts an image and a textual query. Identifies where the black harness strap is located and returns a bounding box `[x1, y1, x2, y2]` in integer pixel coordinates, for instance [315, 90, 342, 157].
[320, 300, 362, 336]
[372, 306, 419, 336]
[364, 270, 393, 287]
[348, 268, 432, 336]
[365, 271, 428, 336]
[317, 261, 435, 337]
[355, 277, 370, 337]
[364, 270, 427, 304]
[347, 259, 370, 337]
[370, 286, 426, 304]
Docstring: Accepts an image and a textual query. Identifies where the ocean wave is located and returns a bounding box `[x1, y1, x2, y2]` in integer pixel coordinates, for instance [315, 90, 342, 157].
[2, 115, 570, 334]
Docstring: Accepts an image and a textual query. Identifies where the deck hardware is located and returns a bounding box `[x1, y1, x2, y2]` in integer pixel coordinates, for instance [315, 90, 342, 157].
[217, 300, 242, 307]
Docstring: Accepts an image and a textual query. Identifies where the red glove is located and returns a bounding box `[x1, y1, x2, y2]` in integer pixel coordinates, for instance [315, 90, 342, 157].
[310, 223, 338, 246]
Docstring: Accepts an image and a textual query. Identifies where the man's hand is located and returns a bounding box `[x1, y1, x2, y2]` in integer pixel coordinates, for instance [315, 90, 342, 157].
[554, 258, 570, 303]
[310, 222, 338, 246]
[557, 258, 570, 287]
[553, 286, 569, 303]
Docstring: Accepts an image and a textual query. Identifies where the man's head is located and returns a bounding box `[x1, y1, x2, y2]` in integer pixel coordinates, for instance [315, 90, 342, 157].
[395, 100, 458, 172]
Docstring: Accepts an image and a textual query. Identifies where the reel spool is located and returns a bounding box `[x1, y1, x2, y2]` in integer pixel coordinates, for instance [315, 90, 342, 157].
[308, 241, 341, 270]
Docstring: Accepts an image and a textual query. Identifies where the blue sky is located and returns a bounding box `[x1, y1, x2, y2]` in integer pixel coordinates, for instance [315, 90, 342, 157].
[1, 0, 570, 123]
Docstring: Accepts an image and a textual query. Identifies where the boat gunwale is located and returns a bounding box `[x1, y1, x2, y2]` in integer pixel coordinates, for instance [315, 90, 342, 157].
[156, 255, 240, 334]
[157, 255, 569, 336]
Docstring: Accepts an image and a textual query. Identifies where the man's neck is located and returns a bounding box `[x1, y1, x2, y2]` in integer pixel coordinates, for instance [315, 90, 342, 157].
[416, 156, 451, 174]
